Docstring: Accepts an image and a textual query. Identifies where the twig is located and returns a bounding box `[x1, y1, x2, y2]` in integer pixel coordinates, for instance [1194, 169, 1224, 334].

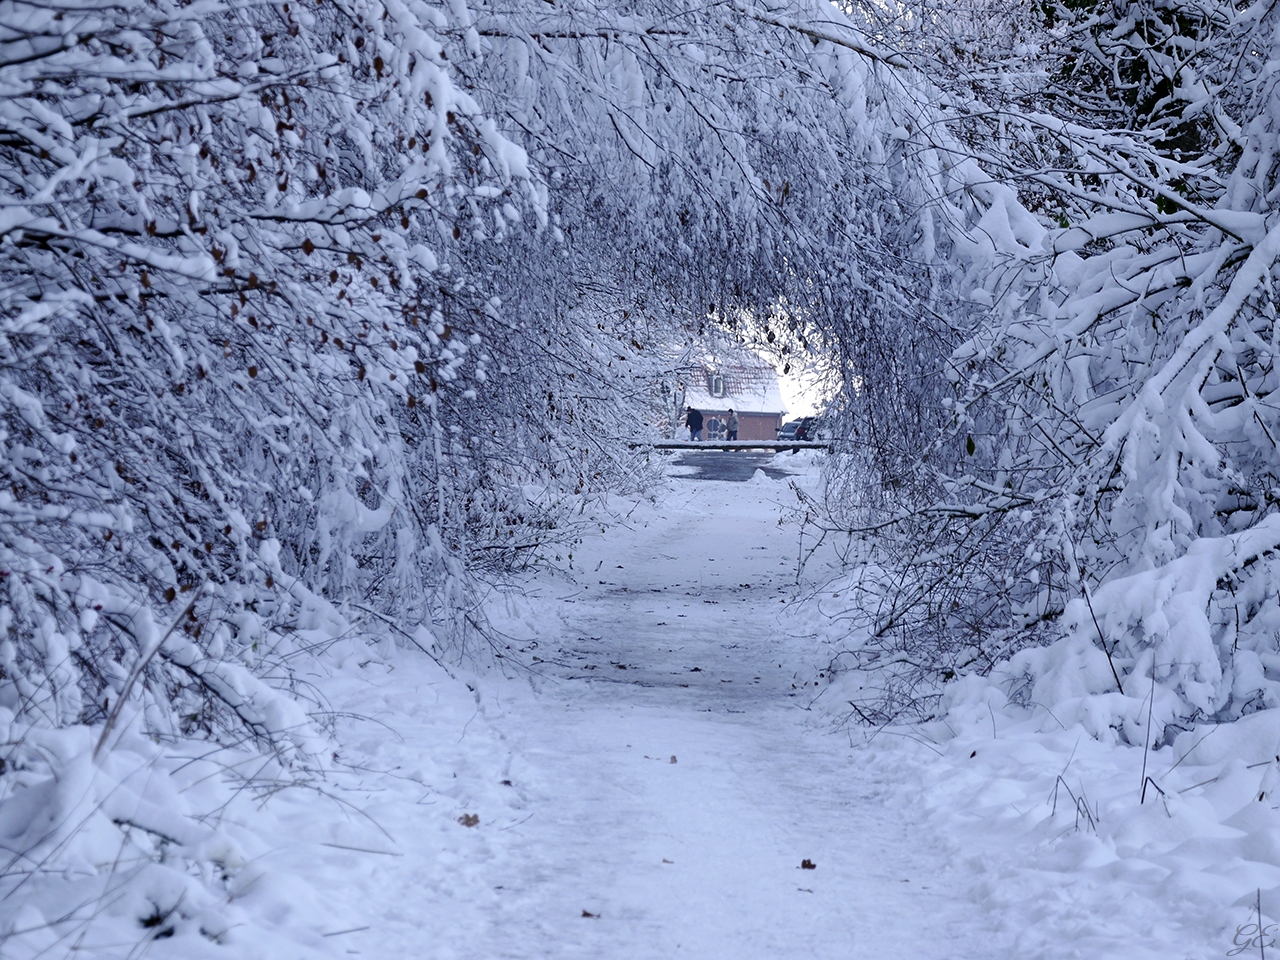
[1081, 583, 1124, 695]
[322, 925, 371, 937]
[93, 593, 200, 761]
[1140, 664, 1158, 803]
[318, 842, 403, 856]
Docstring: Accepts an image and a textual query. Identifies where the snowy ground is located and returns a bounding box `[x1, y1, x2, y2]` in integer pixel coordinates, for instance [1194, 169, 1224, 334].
[11, 454, 1278, 959]
[174, 457, 994, 960]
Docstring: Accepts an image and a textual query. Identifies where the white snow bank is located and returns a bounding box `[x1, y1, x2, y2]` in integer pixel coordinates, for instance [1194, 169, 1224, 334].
[0, 723, 333, 959]
[0, 616, 432, 960]
[811, 671, 1280, 959]
[768, 448, 824, 470]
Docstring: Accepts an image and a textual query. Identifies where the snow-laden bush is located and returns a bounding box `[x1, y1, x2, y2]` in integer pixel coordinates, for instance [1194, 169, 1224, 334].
[0, 0, 654, 946]
[815, 0, 1280, 744]
[949, 0, 1280, 741]
[0, 0, 551, 742]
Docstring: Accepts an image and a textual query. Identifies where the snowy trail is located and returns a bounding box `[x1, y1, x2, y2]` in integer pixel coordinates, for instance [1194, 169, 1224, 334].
[289, 470, 997, 960]
[466, 479, 986, 959]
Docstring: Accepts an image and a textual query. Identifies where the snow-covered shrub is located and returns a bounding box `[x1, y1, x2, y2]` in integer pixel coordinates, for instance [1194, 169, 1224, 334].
[0, 0, 638, 947]
[0, 0, 554, 746]
[815, 0, 1280, 741]
[956, 0, 1280, 740]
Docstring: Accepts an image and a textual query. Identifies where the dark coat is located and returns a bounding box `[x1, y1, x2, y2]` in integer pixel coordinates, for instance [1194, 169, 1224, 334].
[685, 408, 704, 431]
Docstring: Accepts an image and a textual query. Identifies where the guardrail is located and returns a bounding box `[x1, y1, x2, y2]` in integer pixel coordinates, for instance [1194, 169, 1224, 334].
[636, 440, 832, 452]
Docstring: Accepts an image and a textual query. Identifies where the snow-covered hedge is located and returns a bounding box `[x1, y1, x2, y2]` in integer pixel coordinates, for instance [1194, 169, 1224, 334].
[814, 0, 1280, 748]
[0, 0, 630, 946]
[0, 0, 562, 745]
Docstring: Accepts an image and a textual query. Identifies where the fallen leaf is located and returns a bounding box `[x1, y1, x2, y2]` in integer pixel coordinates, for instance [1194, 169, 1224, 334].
[581, 910, 598, 918]
[457, 813, 480, 827]
[500, 780, 513, 787]
[800, 859, 816, 870]
[662, 858, 674, 864]
[669, 755, 677, 764]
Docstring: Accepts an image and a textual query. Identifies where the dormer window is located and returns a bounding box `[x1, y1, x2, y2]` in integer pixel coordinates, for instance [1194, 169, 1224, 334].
[710, 373, 725, 398]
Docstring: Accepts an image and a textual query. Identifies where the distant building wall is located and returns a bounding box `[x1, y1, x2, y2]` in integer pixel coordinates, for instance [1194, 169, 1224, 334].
[738, 413, 781, 441]
[694, 408, 781, 441]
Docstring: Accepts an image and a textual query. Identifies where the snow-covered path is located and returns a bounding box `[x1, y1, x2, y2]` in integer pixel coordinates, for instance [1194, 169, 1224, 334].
[463, 482, 985, 959]
[467, 693, 965, 959]
[284, 469, 998, 960]
[15, 458, 1271, 960]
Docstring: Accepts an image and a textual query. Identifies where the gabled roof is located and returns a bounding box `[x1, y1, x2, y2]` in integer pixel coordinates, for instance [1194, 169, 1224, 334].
[681, 359, 786, 415]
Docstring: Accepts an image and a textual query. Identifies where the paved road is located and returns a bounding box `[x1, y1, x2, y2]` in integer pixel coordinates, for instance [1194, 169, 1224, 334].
[671, 450, 797, 482]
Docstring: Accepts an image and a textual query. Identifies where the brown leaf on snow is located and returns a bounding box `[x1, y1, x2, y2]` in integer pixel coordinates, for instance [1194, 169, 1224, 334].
[800, 859, 816, 870]
[457, 813, 480, 827]
[669, 755, 677, 764]
[581, 910, 598, 918]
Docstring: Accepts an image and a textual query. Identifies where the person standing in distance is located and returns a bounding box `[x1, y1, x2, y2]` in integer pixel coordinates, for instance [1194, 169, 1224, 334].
[726, 409, 739, 441]
[685, 406, 704, 441]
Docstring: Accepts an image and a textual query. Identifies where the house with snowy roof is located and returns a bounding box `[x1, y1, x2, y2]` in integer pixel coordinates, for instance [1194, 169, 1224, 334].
[677, 355, 787, 441]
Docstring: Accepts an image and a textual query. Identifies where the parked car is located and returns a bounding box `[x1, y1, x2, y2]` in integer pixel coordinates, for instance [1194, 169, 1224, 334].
[778, 417, 816, 441]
